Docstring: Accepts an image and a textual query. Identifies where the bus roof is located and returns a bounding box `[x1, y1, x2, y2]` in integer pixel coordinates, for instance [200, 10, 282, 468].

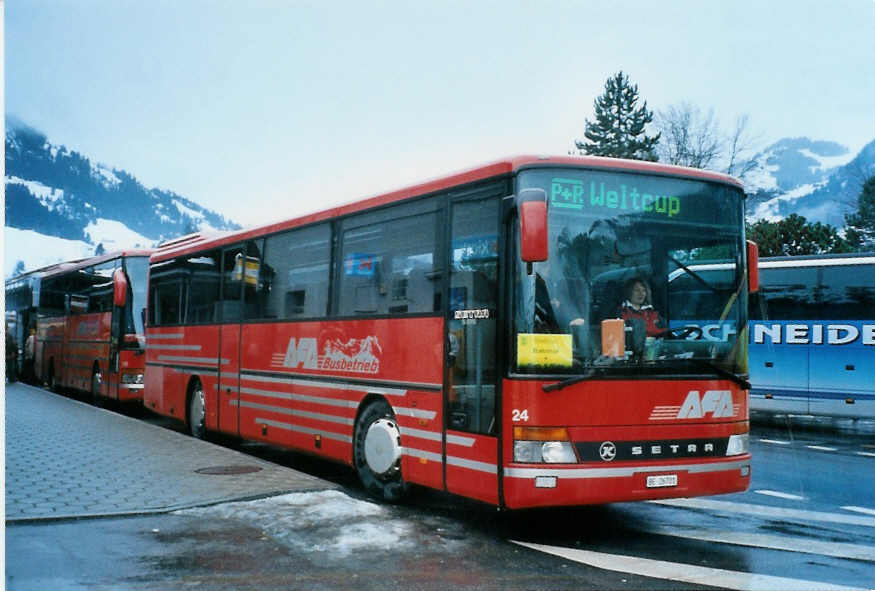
[35, 249, 153, 281]
[760, 252, 875, 267]
[152, 154, 745, 263]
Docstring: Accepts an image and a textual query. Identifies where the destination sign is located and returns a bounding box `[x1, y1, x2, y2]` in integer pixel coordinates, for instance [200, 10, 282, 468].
[550, 177, 681, 219]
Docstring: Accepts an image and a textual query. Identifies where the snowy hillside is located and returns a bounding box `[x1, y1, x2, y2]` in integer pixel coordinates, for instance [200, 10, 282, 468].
[745, 137, 875, 226]
[4, 120, 241, 277]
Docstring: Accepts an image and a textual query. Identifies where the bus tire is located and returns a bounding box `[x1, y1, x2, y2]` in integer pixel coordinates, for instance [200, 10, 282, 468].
[188, 379, 206, 439]
[353, 399, 408, 502]
[91, 365, 103, 407]
[46, 360, 57, 392]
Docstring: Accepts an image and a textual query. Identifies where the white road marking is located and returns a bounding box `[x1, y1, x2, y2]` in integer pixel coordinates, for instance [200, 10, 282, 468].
[754, 489, 805, 501]
[643, 525, 875, 561]
[511, 541, 868, 591]
[806, 445, 838, 452]
[649, 497, 875, 528]
[842, 506, 875, 517]
[759, 439, 791, 445]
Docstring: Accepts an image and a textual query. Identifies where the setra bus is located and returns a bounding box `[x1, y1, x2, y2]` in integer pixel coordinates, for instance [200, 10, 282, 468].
[34, 250, 151, 402]
[748, 253, 875, 419]
[144, 156, 756, 508]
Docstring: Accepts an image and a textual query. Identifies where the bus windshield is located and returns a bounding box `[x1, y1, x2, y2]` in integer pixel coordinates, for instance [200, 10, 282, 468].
[513, 168, 747, 377]
[123, 256, 149, 340]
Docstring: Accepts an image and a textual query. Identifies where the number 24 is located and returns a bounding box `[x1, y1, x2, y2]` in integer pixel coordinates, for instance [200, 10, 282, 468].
[512, 409, 529, 422]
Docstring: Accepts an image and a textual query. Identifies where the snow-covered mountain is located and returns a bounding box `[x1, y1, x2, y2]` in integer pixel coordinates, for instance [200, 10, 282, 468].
[4, 121, 240, 276]
[745, 137, 875, 227]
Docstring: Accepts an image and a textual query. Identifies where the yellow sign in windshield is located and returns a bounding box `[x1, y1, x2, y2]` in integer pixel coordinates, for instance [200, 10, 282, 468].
[517, 333, 573, 368]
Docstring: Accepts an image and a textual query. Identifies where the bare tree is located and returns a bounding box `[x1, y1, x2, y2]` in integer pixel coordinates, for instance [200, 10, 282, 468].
[654, 104, 763, 181]
[654, 102, 721, 169]
[724, 114, 761, 181]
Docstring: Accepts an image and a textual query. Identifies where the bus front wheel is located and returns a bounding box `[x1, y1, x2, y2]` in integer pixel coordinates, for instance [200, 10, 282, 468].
[353, 399, 408, 502]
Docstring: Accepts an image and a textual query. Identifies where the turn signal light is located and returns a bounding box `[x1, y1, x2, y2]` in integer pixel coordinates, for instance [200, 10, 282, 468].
[513, 426, 570, 441]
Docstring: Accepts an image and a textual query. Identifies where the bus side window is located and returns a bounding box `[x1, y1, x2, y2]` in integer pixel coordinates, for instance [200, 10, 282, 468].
[338, 200, 439, 317]
[259, 224, 331, 320]
[818, 264, 875, 320]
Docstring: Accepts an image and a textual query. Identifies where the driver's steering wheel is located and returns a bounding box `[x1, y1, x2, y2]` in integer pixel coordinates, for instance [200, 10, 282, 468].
[653, 325, 703, 340]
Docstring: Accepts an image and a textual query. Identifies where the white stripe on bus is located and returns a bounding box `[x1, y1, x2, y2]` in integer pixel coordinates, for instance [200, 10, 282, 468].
[401, 448, 497, 475]
[254, 418, 352, 443]
[239, 386, 358, 408]
[231, 399, 354, 426]
[446, 455, 498, 474]
[505, 459, 749, 480]
[393, 407, 437, 420]
[157, 355, 227, 364]
[146, 344, 202, 351]
[446, 433, 476, 447]
[239, 370, 411, 396]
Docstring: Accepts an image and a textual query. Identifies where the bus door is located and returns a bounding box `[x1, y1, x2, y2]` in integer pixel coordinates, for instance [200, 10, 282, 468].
[217, 245, 245, 436]
[445, 196, 501, 505]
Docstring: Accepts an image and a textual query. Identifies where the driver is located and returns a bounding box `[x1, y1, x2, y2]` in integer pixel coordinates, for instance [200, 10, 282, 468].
[618, 277, 664, 337]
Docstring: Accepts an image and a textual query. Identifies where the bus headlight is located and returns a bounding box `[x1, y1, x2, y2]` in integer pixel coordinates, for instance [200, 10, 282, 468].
[514, 440, 576, 463]
[726, 434, 749, 456]
[541, 441, 576, 463]
[121, 372, 144, 385]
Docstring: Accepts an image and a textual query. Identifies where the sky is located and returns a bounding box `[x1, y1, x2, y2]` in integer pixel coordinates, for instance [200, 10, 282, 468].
[6, 0, 875, 228]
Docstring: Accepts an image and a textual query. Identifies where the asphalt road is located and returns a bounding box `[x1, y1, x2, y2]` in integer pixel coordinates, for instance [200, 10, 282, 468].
[6, 388, 875, 591]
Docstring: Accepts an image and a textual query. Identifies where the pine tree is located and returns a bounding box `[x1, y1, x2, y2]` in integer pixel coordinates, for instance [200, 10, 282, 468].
[845, 176, 875, 250]
[575, 71, 660, 161]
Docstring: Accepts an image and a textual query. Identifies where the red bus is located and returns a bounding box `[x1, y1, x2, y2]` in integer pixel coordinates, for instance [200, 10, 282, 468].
[36, 250, 151, 402]
[144, 156, 756, 508]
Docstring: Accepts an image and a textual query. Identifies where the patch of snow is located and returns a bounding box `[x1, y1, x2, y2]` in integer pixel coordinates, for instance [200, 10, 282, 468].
[84, 218, 154, 250]
[92, 163, 121, 188]
[743, 162, 779, 193]
[798, 148, 855, 173]
[6, 176, 65, 206]
[749, 183, 819, 222]
[4, 227, 93, 277]
[172, 199, 206, 222]
[176, 490, 420, 558]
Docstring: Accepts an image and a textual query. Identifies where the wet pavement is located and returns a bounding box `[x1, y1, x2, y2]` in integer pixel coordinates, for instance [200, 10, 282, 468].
[5, 382, 334, 521]
[6, 383, 873, 590]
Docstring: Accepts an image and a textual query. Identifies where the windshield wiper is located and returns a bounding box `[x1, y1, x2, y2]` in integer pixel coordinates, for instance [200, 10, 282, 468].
[668, 255, 719, 293]
[543, 369, 598, 392]
[687, 359, 751, 390]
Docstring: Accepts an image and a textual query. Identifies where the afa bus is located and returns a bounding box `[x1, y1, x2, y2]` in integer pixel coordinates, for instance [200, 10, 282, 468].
[28, 250, 151, 403]
[748, 253, 875, 419]
[144, 155, 756, 508]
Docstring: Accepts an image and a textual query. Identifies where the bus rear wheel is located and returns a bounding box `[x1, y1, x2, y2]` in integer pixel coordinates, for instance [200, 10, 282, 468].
[188, 380, 206, 439]
[353, 399, 408, 502]
[91, 367, 103, 407]
[46, 361, 57, 392]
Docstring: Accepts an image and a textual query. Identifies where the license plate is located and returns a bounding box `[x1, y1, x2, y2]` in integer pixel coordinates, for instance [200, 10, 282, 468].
[646, 474, 678, 488]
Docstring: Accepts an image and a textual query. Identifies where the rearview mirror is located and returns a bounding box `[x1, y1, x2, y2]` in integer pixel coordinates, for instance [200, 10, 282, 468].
[519, 188, 548, 263]
[746, 240, 759, 293]
[113, 268, 129, 307]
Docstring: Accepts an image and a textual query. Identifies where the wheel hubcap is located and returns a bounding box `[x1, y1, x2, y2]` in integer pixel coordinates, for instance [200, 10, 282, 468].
[364, 418, 402, 475]
[191, 389, 205, 433]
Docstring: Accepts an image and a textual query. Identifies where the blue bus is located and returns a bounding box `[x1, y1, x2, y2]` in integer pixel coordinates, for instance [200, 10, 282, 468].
[667, 253, 874, 419]
[748, 253, 875, 419]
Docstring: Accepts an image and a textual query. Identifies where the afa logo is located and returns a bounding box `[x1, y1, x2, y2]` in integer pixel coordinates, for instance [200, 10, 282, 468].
[677, 390, 734, 419]
[278, 334, 382, 374]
